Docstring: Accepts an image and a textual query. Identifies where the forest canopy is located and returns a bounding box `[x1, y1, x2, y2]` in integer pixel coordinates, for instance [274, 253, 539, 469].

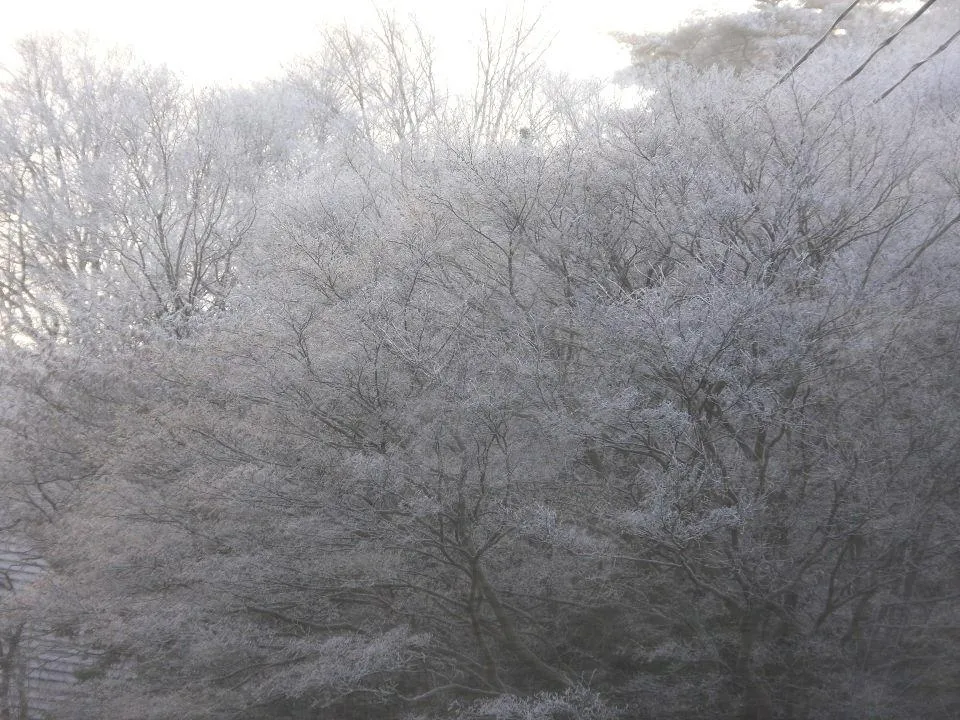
[1, 2, 959, 718]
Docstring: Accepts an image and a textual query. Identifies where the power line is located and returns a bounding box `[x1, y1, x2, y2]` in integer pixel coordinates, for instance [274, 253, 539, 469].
[774, 0, 863, 88]
[874, 26, 960, 103]
[840, 0, 939, 85]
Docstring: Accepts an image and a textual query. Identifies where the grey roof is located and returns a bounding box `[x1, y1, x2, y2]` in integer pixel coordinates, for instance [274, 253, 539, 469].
[0, 545, 46, 592]
[0, 540, 89, 720]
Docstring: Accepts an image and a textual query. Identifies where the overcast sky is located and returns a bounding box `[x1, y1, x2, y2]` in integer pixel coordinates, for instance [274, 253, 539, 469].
[1, 0, 756, 85]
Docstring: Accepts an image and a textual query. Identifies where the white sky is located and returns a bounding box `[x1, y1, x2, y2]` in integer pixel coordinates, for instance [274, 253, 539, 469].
[0, 0, 756, 86]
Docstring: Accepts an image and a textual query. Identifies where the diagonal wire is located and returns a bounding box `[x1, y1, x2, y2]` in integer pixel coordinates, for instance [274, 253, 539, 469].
[873, 25, 960, 103]
[840, 0, 939, 85]
[774, 0, 863, 88]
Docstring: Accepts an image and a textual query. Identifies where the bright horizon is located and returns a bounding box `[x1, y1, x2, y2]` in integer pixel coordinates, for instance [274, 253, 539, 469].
[0, 0, 756, 86]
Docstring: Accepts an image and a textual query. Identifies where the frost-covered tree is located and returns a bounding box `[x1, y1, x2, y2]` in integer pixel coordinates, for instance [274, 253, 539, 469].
[615, 1, 908, 75]
[0, 36, 261, 345]
[6, 7, 960, 720]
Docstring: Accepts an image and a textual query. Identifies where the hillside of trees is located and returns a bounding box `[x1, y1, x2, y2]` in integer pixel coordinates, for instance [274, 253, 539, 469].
[1, 2, 959, 718]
